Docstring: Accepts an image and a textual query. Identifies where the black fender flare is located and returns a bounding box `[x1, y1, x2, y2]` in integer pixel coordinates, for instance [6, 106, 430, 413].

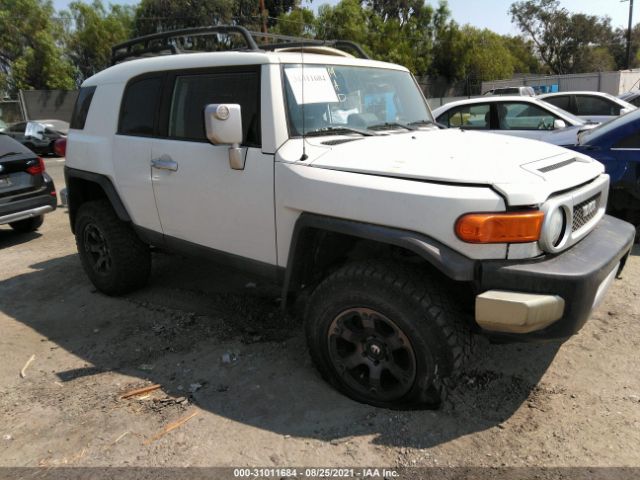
[64, 166, 131, 232]
[282, 213, 476, 298]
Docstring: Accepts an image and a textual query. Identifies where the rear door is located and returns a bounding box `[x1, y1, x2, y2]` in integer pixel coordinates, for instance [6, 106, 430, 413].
[112, 75, 165, 233]
[574, 95, 621, 123]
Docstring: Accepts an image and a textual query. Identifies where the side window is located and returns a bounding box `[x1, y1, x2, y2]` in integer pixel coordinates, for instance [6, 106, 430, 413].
[499, 102, 556, 130]
[438, 104, 490, 129]
[168, 70, 260, 146]
[614, 131, 640, 148]
[70, 86, 96, 130]
[543, 95, 572, 112]
[575, 95, 620, 116]
[119, 76, 164, 136]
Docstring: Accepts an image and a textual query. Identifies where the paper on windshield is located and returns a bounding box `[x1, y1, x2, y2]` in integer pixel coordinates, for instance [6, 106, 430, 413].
[284, 67, 339, 104]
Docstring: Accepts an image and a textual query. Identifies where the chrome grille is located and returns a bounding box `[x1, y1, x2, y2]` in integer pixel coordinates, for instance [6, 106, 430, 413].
[572, 193, 601, 232]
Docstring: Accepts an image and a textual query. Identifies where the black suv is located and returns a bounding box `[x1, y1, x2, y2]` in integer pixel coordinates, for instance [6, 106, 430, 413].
[0, 134, 56, 232]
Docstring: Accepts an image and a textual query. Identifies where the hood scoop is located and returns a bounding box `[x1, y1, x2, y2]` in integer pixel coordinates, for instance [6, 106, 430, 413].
[538, 158, 577, 173]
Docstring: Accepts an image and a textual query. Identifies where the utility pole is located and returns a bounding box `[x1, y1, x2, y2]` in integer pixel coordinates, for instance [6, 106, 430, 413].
[259, 0, 267, 33]
[624, 0, 635, 69]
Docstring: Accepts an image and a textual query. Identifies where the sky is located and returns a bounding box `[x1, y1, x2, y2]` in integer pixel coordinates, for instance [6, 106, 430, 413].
[52, 0, 636, 36]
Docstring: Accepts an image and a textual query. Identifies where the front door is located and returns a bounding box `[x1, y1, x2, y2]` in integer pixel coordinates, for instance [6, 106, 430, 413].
[150, 66, 277, 267]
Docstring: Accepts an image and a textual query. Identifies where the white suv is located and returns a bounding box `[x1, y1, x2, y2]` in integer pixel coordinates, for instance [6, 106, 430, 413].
[64, 27, 635, 408]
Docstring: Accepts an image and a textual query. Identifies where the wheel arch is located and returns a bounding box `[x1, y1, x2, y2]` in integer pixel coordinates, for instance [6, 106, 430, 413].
[64, 167, 131, 233]
[282, 213, 476, 303]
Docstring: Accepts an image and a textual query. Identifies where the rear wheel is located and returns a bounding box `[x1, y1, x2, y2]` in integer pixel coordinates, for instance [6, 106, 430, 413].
[9, 215, 44, 232]
[305, 261, 471, 409]
[75, 200, 150, 295]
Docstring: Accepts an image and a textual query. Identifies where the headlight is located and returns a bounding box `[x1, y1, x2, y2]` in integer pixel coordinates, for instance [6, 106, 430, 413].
[547, 207, 567, 247]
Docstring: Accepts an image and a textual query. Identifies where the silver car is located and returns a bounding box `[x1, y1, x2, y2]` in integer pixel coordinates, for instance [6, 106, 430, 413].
[538, 91, 636, 123]
[432, 96, 596, 146]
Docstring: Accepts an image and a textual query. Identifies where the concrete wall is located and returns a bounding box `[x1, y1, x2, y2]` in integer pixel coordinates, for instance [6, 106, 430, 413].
[19, 89, 78, 122]
[481, 69, 640, 96]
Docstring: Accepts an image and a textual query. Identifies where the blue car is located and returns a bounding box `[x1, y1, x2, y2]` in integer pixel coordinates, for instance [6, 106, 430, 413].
[569, 109, 640, 240]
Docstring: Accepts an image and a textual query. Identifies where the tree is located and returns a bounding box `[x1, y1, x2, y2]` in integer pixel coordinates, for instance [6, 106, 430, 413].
[432, 24, 520, 83]
[272, 7, 315, 37]
[502, 35, 543, 74]
[0, 0, 75, 94]
[133, 0, 236, 36]
[63, 0, 134, 84]
[510, 0, 615, 74]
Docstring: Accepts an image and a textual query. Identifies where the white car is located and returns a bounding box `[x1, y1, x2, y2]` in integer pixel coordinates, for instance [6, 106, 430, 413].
[538, 91, 636, 123]
[432, 96, 595, 146]
[64, 26, 635, 409]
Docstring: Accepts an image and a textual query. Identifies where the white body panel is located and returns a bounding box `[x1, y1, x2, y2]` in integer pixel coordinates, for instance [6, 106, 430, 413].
[274, 161, 507, 263]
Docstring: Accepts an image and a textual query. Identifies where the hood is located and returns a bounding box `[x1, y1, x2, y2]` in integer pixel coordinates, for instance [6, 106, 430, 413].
[288, 129, 604, 205]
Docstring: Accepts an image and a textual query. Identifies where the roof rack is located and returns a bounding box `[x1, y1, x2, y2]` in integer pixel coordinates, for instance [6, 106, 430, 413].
[110, 25, 369, 65]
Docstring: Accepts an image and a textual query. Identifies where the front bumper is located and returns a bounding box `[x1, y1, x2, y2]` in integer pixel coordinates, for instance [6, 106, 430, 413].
[0, 181, 57, 225]
[476, 215, 635, 341]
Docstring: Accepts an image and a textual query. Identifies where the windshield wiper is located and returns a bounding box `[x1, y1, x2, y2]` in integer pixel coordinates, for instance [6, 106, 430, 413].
[304, 126, 378, 137]
[0, 152, 22, 160]
[407, 119, 442, 128]
[367, 122, 416, 131]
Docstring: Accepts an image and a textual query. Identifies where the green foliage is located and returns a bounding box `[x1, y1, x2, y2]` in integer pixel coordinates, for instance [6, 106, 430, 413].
[272, 7, 315, 37]
[133, 0, 236, 36]
[510, 0, 617, 74]
[0, 0, 75, 94]
[63, 0, 135, 83]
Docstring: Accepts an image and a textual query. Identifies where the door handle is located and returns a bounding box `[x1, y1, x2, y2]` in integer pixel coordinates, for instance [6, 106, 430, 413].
[151, 155, 178, 171]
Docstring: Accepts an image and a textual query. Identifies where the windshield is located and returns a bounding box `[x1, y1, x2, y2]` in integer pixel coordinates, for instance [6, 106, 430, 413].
[283, 64, 433, 136]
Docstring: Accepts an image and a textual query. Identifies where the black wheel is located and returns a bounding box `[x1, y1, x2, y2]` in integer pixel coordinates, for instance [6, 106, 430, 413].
[9, 215, 44, 232]
[75, 200, 150, 295]
[305, 261, 471, 409]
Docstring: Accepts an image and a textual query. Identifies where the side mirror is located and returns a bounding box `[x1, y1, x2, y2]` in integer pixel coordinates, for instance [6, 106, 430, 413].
[553, 119, 566, 130]
[204, 104, 245, 170]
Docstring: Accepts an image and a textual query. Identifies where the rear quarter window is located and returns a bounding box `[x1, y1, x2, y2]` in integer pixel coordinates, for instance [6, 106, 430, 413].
[70, 86, 97, 130]
[118, 76, 164, 136]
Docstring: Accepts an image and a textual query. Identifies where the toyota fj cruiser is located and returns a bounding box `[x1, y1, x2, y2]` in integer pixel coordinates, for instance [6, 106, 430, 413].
[65, 27, 635, 408]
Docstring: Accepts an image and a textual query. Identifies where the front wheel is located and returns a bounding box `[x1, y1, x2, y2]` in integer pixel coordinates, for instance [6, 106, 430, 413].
[304, 261, 471, 409]
[75, 200, 151, 295]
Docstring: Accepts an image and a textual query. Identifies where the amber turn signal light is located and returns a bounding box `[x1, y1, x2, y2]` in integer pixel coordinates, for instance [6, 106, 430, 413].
[455, 210, 544, 243]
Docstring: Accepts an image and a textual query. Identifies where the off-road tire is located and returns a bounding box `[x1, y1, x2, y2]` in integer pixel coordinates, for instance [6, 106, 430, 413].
[9, 215, 44, 232]
[75, 200, 150, 296]
[305, 260, 471, 409]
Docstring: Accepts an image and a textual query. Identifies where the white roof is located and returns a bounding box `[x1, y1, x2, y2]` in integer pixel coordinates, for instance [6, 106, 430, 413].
[83, 50, 407, 86]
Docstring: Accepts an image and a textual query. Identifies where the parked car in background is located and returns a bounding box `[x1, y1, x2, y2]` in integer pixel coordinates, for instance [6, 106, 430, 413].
[539, 91, 636, 123]
[618, 90, 640, 108]
[4, 119, 68, 156]
[432, 96, 596, 146]
[569, 108, 640, 240]
[483, 86, 536, 96]
[0, 133, 57, 233]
